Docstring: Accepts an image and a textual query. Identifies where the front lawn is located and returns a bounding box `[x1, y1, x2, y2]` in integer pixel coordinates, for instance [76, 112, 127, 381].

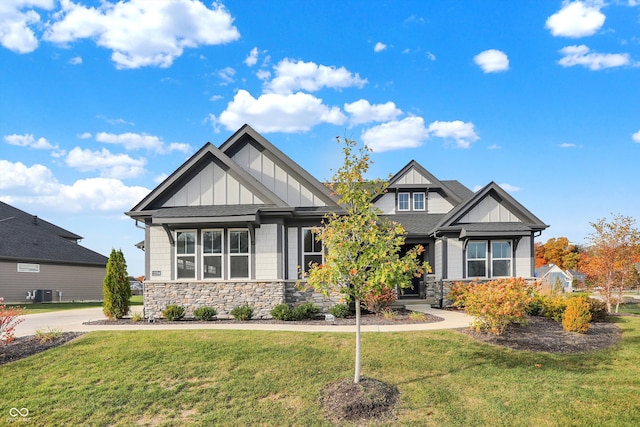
[619, 303, 640, 315]
[1, 317, 639, 426]
[9, 295, 143, 314]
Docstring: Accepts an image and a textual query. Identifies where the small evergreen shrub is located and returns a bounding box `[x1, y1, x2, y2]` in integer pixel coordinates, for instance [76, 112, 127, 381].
[542, 295, 567, 322]
[270, 303, 295, 321]
[194, 306, 217, 321]
[230, 304, 253, 320]
[162, 304, 185, 321]
[586, 297, 608, 322]
[526, 293, 546, 316]
[362, 285, 397, 314]
[292, 302, 320, 320]
[329, 303, 351, 318]
[562, 296, 592, 333]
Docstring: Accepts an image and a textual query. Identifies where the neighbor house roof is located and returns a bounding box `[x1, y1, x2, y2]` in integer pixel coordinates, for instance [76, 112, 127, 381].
[0, 201, 108, 266]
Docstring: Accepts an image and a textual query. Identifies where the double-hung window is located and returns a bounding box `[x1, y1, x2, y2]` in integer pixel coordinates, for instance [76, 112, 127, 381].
[398, 193, 410, 211]
[176, 230, 196, 279]
[413, 193, 425, 211]
[466, 241, 487, 278]
[229, 229, 250, 279]
[202, 229, 223, 279]
[492, 241, 512, 277]
[302, 228, 323, 273]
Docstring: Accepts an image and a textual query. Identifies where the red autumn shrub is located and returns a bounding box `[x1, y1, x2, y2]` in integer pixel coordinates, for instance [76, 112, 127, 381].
[0, 303, 25, 345]
[362, 285, 397, 314]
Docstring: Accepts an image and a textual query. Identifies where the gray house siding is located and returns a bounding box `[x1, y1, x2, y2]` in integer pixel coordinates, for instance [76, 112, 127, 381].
[0, 260, 104, 303]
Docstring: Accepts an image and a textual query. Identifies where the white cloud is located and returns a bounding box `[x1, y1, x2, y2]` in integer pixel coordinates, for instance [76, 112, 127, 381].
[154, 173, 169, 184]
[499, 183, 521, 192]
[244, 46, 258, 66]
[426, 51, 436, 61]
[344, 99, 402, 126]
[0, 159, 58, 194]
[427, 120, 479, 148]
[65, 147, 146, 179]
[558, 45, 630, 70]
[4, 133, 56, 149]
[632, 130, 640, 142]
[265, 59, 367, 94]
[546, 1, 606, 38]
[218, 66, 235, 84]
[361, 116, 429, 152]
[374, 42, 387, 52]
[209, 94, 223, 101]
[560, 142, 577, 148]
[256, 69, 271, 81]
[488, 144, 500, 150]
[474, 49, 509, 73]
[0, 0, 53, 53]
[69, 55, 82, 64]
[78, 132, 92, 139]
[95, 132, 192, 154]
[43, 0, 240, 69]
[214, 89, 346, 133]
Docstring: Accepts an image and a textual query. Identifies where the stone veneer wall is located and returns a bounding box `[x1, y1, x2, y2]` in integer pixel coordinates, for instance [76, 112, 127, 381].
[144, 281, 340, 320]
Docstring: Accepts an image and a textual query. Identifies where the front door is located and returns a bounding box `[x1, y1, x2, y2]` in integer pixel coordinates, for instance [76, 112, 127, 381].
[398, 244, 427, 298]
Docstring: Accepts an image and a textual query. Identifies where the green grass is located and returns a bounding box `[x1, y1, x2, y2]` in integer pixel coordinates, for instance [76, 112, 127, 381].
[619, 303, 640, 315]
[1, 317, 639, 426]
[9, 295, 143, 314]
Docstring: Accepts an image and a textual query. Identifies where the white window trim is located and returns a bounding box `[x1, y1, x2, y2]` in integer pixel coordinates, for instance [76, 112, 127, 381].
[302, 227, 324, 272]
[413, 192, 426, 211]
[228, 228, 251, 280]
[398, 192, 410, 211]
[202, 229, 224, 280]
[176, 229, 197, 280]
[466, 240, 488, 279]
[491, 240, 513, 277]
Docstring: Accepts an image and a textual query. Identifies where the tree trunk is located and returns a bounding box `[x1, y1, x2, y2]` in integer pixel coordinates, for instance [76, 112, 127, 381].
[354, 297, 361, 384]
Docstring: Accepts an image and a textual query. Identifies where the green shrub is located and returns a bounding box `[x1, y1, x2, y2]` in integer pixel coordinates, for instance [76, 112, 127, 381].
[230, 304, 253, 321]
[193, 306, 217, 321]
[562, 296, 592, 333]
[453, 277, 535, 335]
[292, 302, 320, 320]
[103, 249, 132, 319]
[328, 303, 351, 318]
[162, 304, 185, 321]
[270, 303, 295, 321]
[586, 297, 608, 322]
[542, 295, 567, 322]
[526, 293, 546, 316]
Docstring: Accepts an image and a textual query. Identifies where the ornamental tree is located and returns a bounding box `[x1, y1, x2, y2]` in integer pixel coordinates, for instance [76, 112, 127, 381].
[580, 214, 640, 313]
[303, 137, 429, 384]
[103, 248, 132, 319]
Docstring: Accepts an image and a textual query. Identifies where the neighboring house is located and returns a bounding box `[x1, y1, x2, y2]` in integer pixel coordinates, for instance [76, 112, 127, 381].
[0, 201, 108, 303]
[535, 264, 583, 293]
[127, 125, 548, 318]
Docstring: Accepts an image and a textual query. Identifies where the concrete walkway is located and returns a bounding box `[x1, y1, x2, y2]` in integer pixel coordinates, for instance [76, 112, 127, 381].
[14, 304, 473, 337]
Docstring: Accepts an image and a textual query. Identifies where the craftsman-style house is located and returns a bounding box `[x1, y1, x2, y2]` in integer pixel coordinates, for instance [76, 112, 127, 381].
[127, 125, 547, 318]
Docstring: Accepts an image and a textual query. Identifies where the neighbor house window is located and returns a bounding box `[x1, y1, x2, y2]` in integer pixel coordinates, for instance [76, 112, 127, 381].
[492, 241, 512, 277]
[413, 193, 425, 211]
[303, 228, 323, 272]
[176, 230, 196, 279]
[229, 229, 250, 279]
[398, 193, 410, 211]
[202, 229, 223, 279]
[467, 241, 487, 277]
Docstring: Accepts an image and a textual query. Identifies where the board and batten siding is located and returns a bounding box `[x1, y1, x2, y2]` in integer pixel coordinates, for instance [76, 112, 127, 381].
[515, 236, 533, 277]
[161, 161, 265, 207]
[434, 240, 443, 280]
[231, 143, 327, 207]
[446, 239, 464, 280]
[287, 227, 299, 280]
[0, 261, 104, 303]
[428, 192, 454, 214]
[374, 193, 396, 214]
[255, 224, 278, 280]
[459, 195, 520, 223]
[396, 168, 432, 185]
[149, 226, 172, 281]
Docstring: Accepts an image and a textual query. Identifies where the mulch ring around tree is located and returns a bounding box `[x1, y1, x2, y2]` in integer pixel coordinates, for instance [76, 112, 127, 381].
[459, 315, 623, 353]
[0, 332, 84, 365]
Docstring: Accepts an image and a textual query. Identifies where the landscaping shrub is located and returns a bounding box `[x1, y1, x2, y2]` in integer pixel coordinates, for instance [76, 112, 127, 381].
[362, 285, 397, 314]
[35, 328, 63, 343]
[562, 296, 592, 333]
[131, 312, 144, 322]
[162, 304, 185, 321]
[541, 295, 567, 322]
[409, 311, 426, 321]
[292, 302, 320, 320]
[103, 248, 132, 319]
[329, 303, 351, 318]
[230, 304, 253, 320]
[448, 281, 471, 308]
[194, 306, 217, 321]
[0, 303, 24, 345]
[381, 308, 397, 320]
[270, 303, 295, 321]
[586, 297, 608, 322]
[452, 277, 535, 335]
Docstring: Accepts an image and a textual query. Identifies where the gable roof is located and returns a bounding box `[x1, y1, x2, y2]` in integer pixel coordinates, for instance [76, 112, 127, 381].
[0, 201, 108, 266]
[384, 160, 464, 205]
[433, 181, 548, 236]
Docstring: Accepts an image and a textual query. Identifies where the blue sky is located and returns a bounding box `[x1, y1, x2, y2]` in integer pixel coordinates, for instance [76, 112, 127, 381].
[1, 0, 639, 276]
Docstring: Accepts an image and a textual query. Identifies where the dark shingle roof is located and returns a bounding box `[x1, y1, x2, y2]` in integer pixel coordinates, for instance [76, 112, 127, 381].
[0, 201, 108, 266]
[382, 213, 445, 235]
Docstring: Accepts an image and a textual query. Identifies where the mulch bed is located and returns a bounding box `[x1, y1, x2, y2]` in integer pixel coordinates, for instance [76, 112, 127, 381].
[1, 332, 84, 365]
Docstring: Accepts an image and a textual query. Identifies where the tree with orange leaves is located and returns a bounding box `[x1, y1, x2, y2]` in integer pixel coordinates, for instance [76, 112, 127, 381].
[535, 237, 581, 270]
[580, 214, 640, 313]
